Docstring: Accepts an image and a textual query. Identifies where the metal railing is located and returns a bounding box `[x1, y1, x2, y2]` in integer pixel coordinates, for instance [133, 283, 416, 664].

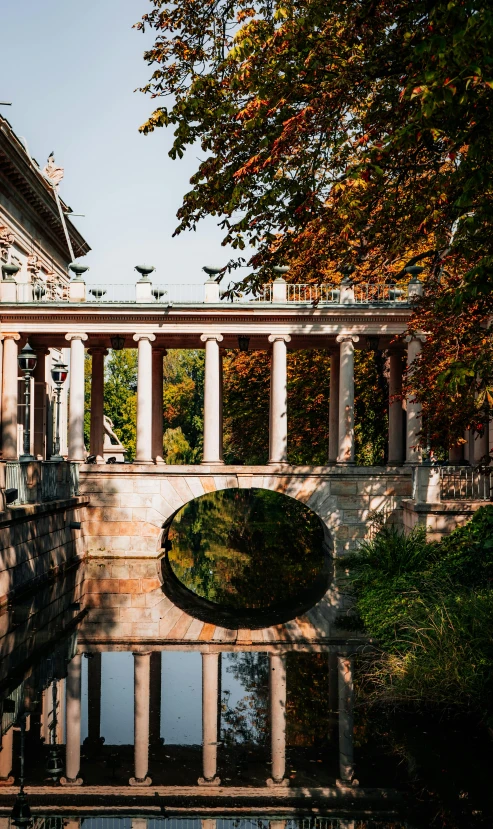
[439, 465, 493, 501]
[86, 283, 136, 303]
[3, 460, 80, 507]
[5, 280, 415, 306]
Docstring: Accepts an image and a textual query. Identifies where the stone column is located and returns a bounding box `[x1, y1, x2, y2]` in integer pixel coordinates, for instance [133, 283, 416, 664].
[130, 652, 152, 786]
[473, 427, 489, 465]
[149, 651, 162, 746]
[131, 820, 147, 829]
[65, 334, 88, 462]
[60, 654, 83, 786]
[88, 347, 107, 463]
[33, 347, 49, 460]
[85, 653, 102, 747]
[200, 334, 224, 464]
[337, 654, 355, 785]
[152, 348, 166, 464]
[201, 821, 217, 829]
[388, 350, 404, 465]
[328, 348, 340, 463]
[268, 334, 291, 464]
[1, 333, 20, 459]
[0, 727, 14, 784]
[198, 651, 221, 785]
[405, 335, 424, 464]
[133, 334, 156, 464]
[448, 444, 464, 463]
[328, 652, 338, 740]
[336, 334, 359, 464]
[267, 652, 288, 786]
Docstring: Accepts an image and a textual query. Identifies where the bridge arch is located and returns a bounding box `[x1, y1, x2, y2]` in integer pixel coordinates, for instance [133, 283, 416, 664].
[158, 484, 333, 629]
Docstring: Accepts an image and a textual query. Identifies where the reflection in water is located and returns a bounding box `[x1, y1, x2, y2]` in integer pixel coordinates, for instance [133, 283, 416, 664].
[0, 565, 491, 827]
[167, 489, 327, 608]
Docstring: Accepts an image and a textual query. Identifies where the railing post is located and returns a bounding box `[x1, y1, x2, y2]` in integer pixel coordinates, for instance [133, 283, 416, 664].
[413, 465, 441, 504]
[69, 280, 86, 302]
[204, 278, 220, 303]
[272, 278, 287, 303]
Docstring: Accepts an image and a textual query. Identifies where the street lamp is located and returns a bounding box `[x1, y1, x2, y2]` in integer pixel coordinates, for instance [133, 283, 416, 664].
[238, 336, 250, 352]
[18, 343, 37, 461]
[10, 716, 32, 828]
[50, 358, 68, 461]
[110, 334, 125, 351]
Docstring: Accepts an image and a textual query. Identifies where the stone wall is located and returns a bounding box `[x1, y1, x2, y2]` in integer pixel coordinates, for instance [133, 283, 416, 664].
[402, 499, 484, 541]
[0, 497, 88, 606]
[79, 464, 413, 559]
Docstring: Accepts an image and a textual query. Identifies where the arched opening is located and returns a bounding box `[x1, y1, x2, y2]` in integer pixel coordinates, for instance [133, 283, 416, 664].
[160, 487, 333, 629]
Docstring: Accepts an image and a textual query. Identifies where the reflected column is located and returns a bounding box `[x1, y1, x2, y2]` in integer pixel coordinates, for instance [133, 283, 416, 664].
[337, 653, 356, 785]
[149, 651, 162, 747]
[60, 654, 83, 786]
[0, 727, 14, 785]
[267, 652, 288, 787]
[198, 652, 221, 785]
[130, 652, 152, 786]
[84, 653, 103, 750]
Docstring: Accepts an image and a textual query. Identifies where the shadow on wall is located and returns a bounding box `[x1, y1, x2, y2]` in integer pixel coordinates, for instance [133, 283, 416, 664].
[159, 488, 334, 630]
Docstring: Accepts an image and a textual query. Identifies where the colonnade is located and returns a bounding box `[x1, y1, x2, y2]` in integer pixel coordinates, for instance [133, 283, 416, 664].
[0, 330, 428, 465]
[56, 650, 356, 787]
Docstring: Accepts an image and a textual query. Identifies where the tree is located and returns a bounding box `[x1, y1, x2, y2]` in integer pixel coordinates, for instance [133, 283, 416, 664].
[138, 0, 493, 449]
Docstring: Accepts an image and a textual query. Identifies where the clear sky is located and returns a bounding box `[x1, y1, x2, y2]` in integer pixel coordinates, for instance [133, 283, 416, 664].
[0, 0, 237, 286]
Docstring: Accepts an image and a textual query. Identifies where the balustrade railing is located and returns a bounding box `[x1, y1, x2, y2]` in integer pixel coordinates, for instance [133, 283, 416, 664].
[3, 460, 80, 507]
[439, 465, 493, 501]
[4, 279, 417, 305]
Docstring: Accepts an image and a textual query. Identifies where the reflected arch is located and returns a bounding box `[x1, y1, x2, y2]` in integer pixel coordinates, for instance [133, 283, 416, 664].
[158, 484, 333, 630]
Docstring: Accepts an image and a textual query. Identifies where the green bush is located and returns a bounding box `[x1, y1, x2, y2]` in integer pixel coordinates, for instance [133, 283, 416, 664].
[347, 507, 493, 715]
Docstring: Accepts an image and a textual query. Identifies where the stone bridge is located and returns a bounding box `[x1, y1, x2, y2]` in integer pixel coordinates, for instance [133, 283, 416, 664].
[80, 464, 412, 559]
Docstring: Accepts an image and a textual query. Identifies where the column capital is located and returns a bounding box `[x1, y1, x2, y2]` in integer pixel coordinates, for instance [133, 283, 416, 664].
[336, 333, 359, 344]
[88, 346, 109, 356]
[268, 333, 291, 344]
[153, 346, 168, 356]
[133, 333, 156, 343]
[2, 333, 20, 341]
[200, 333, 223, 343]
[65, 333, 88, 343]
[404, 333, 426, 344]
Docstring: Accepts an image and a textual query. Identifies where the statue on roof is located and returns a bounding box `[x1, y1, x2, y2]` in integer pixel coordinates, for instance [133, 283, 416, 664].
[43, 152, 64, 186]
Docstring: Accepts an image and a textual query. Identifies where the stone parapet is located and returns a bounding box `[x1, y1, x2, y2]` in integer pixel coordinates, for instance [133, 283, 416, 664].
[79, 464, 413, 559]
[0, 496, 88, 605]
[402, 499, 484, 541]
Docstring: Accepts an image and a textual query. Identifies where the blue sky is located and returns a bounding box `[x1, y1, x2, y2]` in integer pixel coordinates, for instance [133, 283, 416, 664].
[0, 0, 237, 286]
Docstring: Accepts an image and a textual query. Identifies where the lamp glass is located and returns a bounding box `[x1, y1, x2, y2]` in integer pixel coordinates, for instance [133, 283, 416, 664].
[18, 344, 37, 374]
[51, 360, 68, 387]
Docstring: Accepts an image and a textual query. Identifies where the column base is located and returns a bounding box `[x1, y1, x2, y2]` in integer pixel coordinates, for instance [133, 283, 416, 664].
[201, 460, 225, 466]
[267, 460, 290, 466]
[198, 776, 221, 786]
[133, 460, 154, 466]
[0, 776, 14, 787]
[60, 776, 83, 787]
[336, 777, 359, 789]
[266, 777, 290, 787]
[336, 461, 355, 466]
[129, 776, 152, 787]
